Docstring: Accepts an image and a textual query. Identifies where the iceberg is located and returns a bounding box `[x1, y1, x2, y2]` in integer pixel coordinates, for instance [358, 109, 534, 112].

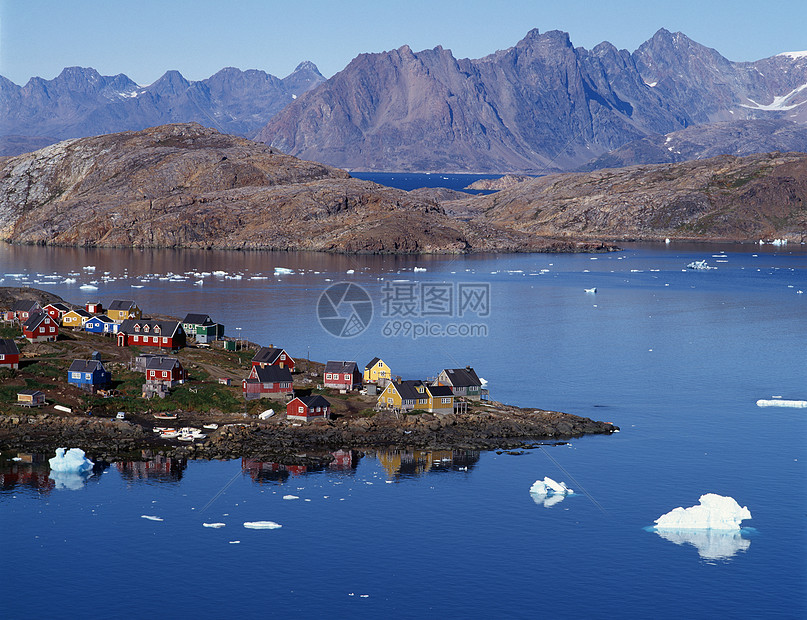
[48, 447, 93, 473]
[529, 477, 574, 507]
[654, 528, 751, 560]
[203, 522, 226, 528]
[141, 515, 164, 521]
[654, 493, 751, 531]
[243, 521, 282, 529]
[274, 267, 294, 275]
[283, 494, 299, 500]
[530, 476, 573, 496]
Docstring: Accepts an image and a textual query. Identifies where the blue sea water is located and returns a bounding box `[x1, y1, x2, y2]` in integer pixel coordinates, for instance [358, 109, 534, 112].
[1, 243, 806, 618]
[351, 171, 504, 193]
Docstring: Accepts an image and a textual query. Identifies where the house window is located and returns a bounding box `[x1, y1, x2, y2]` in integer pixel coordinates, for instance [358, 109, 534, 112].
[143, 324, 150, 332]
[85, 373, 91, 380]
[49, 327, 55, 333]
[162, 371, 168, 378]
[280, 354, 285, 360]
[72, 372, 81, 379]
[442, 398, 451, 403]
[39, 327, 45, 333]
[162, 337, 168, 343]
[134, 324, 140, 332]
[298, 406, 304, 413]
[325, 373, 331, 380]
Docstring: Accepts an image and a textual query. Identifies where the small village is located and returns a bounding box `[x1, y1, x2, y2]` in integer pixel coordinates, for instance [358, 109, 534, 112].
[0, 294, 492, 444]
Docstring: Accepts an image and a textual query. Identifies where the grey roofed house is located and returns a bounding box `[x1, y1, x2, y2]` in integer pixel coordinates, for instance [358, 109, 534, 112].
[11, 300, 40, 313]
[118, 318, 183, 336]
[396, 379, 426, 401]
[72, 308, 93, 319]
[46, 302, 71, 312]
[324, 360, 359, 374]
[0, 338, 20, 355]
[144, 356, 183, 372]
[439, 367, 481, 387]
[182, 313, 214, 326]
[298, 394, 331, 409]
[365, 356, 381, 369]
[426, 384, 454, 398]
[68, 359, 106, 374]
[251, 365, 293, 383]
[252, 346, 291, 366]
[23, 311, 50, 330]
[109, 299, 137, 311]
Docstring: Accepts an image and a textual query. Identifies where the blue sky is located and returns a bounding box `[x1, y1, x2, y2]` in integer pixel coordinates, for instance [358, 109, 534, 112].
[1, 0, 805, 85]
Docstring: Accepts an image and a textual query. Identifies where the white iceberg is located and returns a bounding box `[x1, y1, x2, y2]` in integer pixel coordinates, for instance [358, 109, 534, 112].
[274, 267, 294, 275]
[530, 476, 574, 496]
[203, 522, 226, 528]
[413, 267, 427, 272]
[283, 494, 299, 500]
[141, 515, 164, 521]
[48, 448, 93, 473]
[654, 493, 751, 531]
[654, 528, 751, 560]
[243, 521, 282, 529]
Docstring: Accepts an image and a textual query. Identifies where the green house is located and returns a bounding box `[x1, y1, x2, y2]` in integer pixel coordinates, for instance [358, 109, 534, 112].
[181, 313, 224, 344]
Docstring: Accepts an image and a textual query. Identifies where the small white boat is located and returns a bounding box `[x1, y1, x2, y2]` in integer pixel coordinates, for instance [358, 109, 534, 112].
[160, 430, 180, 438]
[756, 399, 807, 408]
[153, 413, 178, 420]
[203, 423, 219, 430]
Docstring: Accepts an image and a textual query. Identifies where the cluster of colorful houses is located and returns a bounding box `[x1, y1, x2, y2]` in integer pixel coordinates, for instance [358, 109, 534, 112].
[243, 347, 486, 421]
[2, 298, 486, 424]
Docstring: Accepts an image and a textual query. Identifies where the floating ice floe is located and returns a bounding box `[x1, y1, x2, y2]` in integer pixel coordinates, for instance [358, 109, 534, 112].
[203, 523, 226, 528]
[413, 267, 427, 272]
[584, 287, 597, 294]
[756, 398, 807, 408]
[141, 515, 164, 521]
[529, 476, 574, 507]
[82, 265, 96, 271]
[49, 447, 93, 473]
[244, 521, 282, 529]
[283, 494, 299, 500]
[79, 284, 98, 290]
[346, 269, 355, 274]
[274, 267, 294, 275]
[654, 493, 751, 531]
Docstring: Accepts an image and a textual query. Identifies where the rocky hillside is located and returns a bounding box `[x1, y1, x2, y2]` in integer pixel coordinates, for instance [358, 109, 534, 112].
[448, 152, 807, 241]
[257, 28, 807, 172]
[0, 63, 325, 156]
[578, 119, 807, 171]
[0, 123, 607, 254]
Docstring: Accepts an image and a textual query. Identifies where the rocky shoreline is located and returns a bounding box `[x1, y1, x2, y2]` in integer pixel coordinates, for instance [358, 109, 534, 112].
[0, 403, 617, 463]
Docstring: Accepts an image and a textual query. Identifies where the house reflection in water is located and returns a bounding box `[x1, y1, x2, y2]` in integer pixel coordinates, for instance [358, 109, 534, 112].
[115, 452, 187, 483]
[375, 449, 480, 478]
[0, 455, 54, 494]
[242, 449, 359, 484]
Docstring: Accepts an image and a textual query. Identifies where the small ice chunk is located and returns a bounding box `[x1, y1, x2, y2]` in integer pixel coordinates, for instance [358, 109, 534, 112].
[283, 494, 299, 500]
[141, 515, 164, 521]
[530, 476, 574, 496]
[346, 269, 355, 274]
[413, 267, 427, 272]
[274, 267, 294, 275]
[243, 521, 282, 529]
[654, 493, 751, 530]
[49, 448, 93, 473]
[203, 523, 226, 528]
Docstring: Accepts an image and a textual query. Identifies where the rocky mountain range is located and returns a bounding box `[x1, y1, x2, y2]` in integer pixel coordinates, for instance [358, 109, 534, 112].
[258, 29, 807, 172]
[0, 123, 604, 254]
[0, 62, 325, 156]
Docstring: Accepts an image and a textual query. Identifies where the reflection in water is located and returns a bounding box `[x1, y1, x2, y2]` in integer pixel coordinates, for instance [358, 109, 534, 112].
[1, 456, 53, 495]
[654, 528, 751, 560]
[242, 450, 359, 484]
[375, 449, 480, 478]
[50, 470, 93, 491]
[531, 492, 567, 508]
[116, 452, 187, 483]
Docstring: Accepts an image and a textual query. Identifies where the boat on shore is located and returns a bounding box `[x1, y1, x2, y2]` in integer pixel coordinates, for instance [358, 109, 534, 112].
[153, 413, 178, 420]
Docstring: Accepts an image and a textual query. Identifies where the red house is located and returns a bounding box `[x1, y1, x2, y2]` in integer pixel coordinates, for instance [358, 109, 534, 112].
[286, 395, 331, 421]
[44, 302, 71, 322]
[323, 361, 362, 391]
[145, 356, 187, 387]
[85, 301, 103, 314]
[117, 319, 186, 350]
[243, 365, 294, 401]
[23, 311, 59, 343]
[251, 346, 295, 371]
[0, 338, 20, 369]
[11, 300, 41, 322]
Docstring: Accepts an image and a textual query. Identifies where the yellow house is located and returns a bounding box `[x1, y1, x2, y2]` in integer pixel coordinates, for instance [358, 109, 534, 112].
[364, 357, 392, 385]
[108, 299, 142, 323]
[377, 380, 453, 414]
[62, 309, 92, 329]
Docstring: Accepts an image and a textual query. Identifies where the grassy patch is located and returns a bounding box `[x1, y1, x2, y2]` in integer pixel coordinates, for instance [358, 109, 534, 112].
[0, 326, 21, 339]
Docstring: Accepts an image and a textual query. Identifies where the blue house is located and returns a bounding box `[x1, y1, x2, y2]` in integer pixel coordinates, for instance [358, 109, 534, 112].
[68, 358, 111, 392]
[84, 315, 119, 335]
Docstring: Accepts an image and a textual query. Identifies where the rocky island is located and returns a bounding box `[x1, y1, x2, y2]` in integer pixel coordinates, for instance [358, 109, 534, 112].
[0, 288, 617, 464]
